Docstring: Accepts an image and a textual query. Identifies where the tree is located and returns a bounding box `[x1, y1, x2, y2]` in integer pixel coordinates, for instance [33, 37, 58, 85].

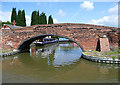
[16, 10, 23, 26]
[31, 11, 34, 25]
[16, 9, 26, 27]
[31, 11, 38, 25]
[37, 10, 39, 24]
[11, 8, 17, 22]
[39, 13, 42, 24]
[48, 15, 53, 24]
[42, 12, 47, 24]
[16, 11, 20, 26]
[11, 8, 26, 27]
[22, 10, 26, 26]
[2, 21, 12, 26]
[31, 11, 52, 25]
[39, 12, 47, 24]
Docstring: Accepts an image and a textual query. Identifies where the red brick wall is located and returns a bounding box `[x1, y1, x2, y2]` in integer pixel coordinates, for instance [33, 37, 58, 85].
[1, 23, 118, 51]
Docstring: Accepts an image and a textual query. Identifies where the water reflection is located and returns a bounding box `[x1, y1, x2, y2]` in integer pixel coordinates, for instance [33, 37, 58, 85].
[29, 42, 82, 67]
[2, 42, 120, 83]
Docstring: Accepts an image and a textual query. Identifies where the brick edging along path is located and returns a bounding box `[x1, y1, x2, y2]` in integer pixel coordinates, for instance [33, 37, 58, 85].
[81, 54, 120, 64]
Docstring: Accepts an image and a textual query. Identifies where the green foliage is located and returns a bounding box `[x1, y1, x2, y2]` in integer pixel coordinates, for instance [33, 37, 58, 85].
[52, 36, 60, 39]
[11, 8, 55, 26]
[112, 56, 116, 60]
[31, 11, 38, 25]
[83, 51, 86, 52]
[16, 10, 22, 26]
[11, 8, 26, 27]
[37, 10, 39, 24]
[104, 51, 120, 55]
[48, 15, 53, 24]
[11, 8, 17, 22]
[22, 10, 26, 26]
[31, 11, 54, 25]
[2, 21, 12, 26]
[16, 10, 26, 26]
[39, 12, 47, 25]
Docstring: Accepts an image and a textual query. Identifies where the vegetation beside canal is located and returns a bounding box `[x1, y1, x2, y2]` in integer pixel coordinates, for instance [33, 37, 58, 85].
[83, 48, 120, 59]
[0, 49, 13, 53]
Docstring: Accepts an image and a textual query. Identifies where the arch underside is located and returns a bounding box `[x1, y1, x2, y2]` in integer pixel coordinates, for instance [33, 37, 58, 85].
[17, 34, 84, 52]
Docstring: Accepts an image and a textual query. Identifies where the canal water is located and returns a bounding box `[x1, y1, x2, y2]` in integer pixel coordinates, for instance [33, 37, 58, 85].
[2, 42, 120, 83]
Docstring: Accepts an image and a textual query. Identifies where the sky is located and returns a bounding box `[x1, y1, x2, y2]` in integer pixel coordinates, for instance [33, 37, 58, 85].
[0, 1, 119, 27]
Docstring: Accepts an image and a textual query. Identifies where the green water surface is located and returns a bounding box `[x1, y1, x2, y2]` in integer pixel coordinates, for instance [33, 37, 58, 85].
[2, 42, 120, 83]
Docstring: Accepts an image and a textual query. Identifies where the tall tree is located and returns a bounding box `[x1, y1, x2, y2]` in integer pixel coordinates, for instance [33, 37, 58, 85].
[11, 8, 17, 22]
[37, 10, 39, 24]
[39, 13, 42, 24]
[22, 10, 26, 26]
[42, 12, 47, 24]
[39, 12, 47, 24]
[31, 11, 49, 25]
[48, 15, 53, 24]
[31, 11, 38, 25]
[16, 10, 22, 26]
[16, 12, 19, 26]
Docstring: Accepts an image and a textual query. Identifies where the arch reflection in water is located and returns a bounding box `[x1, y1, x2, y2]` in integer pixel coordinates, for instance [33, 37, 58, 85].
[29, 42, 82, 67]
[2, 42, 119, 83]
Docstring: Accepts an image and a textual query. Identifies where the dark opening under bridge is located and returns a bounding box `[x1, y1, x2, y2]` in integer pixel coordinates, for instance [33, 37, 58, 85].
[1, 23, 118, 52]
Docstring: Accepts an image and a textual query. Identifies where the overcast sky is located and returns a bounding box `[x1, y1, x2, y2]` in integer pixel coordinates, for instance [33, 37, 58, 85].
[0, 1, 119, 27]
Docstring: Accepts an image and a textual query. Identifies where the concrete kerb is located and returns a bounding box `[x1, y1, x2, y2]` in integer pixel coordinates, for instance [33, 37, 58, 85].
[81, 54, 120, 64]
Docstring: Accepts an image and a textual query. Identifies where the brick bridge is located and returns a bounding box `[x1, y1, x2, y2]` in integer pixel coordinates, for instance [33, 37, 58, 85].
[1, 23, 118, 52]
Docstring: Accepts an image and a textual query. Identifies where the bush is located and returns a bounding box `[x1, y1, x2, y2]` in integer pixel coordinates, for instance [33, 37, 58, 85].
[112, 56, 116, 60]
[83, 51, 86, 52]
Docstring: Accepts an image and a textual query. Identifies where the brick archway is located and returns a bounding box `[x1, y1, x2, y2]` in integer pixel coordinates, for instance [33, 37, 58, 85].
[17, 34, 84, 52]
[1, 23, 118, 52]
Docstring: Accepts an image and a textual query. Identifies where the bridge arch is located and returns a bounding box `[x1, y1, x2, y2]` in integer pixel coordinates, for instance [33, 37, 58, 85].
[17, 34, 84, 52]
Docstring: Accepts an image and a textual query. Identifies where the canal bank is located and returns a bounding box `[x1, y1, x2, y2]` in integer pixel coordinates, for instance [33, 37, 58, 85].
[82, 54, 120, 64]
[0, 50, 19, 57]
[82, 50, 120, 64]
[1, 42, 120, 64]
[1, 51, 120, 64]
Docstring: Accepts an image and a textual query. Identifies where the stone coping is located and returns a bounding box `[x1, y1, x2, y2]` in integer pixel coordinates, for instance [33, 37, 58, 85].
[82, 54, 120, 64]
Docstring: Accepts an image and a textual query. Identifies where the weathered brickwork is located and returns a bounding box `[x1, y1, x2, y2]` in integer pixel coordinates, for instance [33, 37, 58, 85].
[1, 23, 118, 51]
[100, 38, 110, 51]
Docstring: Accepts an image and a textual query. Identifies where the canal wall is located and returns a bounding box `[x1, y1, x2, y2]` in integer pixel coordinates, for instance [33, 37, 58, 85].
[0, 50, 19, 57]
[82, 54, 120, 64]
